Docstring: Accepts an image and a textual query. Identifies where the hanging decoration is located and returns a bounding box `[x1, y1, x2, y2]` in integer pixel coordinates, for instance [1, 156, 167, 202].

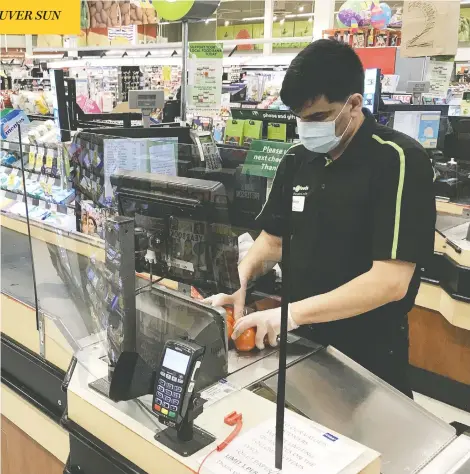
[370, 3, 388, 29]
[337, 1, 372, 28]
[152, 0, 220, 22]
[380, 3, 392, 26]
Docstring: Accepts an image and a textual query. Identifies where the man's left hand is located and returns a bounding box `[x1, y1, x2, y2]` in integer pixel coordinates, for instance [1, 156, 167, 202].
[232, 307, 299, 350]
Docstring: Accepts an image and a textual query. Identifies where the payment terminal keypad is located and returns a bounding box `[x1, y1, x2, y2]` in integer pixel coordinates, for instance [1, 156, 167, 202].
[154, 370, 185, 419]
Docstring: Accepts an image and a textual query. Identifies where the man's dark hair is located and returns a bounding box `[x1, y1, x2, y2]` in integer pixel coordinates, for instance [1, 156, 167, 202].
[280, 39, 364, 113]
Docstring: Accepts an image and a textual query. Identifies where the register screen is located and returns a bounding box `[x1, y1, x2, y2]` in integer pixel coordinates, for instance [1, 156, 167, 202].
[162, 349, 190, 375]
[393, 111, 441, 149]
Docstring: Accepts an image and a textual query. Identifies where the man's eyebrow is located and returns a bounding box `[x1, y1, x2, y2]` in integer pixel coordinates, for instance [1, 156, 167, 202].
[302, 111, 332, 121]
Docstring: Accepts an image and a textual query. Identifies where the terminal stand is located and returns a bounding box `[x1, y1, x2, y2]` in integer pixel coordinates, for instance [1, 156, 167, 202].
[155, 394, 215, 457]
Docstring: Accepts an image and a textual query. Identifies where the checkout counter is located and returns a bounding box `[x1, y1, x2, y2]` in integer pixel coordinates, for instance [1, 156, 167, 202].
[1, 138, 470, 474]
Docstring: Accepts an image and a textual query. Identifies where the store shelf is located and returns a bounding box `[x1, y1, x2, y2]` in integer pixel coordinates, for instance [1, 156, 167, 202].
[0, 187, 75, 207]
[1, 161, 61, 179]
[2, 140, 60, 153]
[231, 107, 297, 123]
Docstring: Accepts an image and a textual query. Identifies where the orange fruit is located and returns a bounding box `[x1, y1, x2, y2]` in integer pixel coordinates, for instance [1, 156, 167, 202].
[234, 328, 256, 352]
[224, 306, 235, 326]
[226, 320, 234, 340]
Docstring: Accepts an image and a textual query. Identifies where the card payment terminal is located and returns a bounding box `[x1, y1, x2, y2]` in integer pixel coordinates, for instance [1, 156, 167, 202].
[153, 340, 204, 426]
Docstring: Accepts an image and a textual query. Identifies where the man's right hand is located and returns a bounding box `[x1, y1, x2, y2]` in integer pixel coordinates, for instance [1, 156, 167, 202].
[202, 286, 247, 321]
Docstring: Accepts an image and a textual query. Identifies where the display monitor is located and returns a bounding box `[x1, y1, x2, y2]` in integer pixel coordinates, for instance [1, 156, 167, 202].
[364, 68, 381, 115]
[111, 170, 242, 294]
[393, 110, 441, 149]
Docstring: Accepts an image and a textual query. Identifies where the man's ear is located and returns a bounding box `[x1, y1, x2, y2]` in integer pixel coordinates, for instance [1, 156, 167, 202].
[350, 94, 363, 117]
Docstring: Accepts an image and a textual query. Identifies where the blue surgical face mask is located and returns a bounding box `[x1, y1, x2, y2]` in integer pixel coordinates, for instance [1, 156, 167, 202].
[296, 98, 353, 153]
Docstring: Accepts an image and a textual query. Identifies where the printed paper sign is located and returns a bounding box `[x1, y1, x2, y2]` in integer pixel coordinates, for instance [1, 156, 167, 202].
[401, 1, 460, 57]
[242, 140, 291, 179]
[200, 412, 366, 474]
[426, 57, 455, 97]
[187, 43, 223, 116]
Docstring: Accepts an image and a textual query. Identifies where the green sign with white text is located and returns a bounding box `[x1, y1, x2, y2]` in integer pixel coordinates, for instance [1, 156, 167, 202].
[242, 140, 292, 179]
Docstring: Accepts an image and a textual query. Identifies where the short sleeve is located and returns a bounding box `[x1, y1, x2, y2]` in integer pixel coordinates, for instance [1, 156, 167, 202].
[372, 145, 436, 265]
[255, 157, 287, 237]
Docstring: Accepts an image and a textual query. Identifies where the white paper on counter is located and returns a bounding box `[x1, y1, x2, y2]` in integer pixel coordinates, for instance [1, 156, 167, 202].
[200, 379, 239, 408]
[200, 411, 366, 474]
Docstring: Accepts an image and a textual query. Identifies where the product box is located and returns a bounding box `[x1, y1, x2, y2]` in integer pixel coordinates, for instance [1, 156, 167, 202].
[81, 200, 106, 239]
[461, 92, 470, 116]
[267, 122, 287, 142]
[224, 119, 245, 146]
[212, 120, 226, 143]
[242, 119, 263, 147]
[192, 116, 213, 132]
[0, 109, 30, 140]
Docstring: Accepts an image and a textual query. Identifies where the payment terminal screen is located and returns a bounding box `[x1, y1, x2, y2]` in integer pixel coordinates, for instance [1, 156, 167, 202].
[162, 349, 190, 375]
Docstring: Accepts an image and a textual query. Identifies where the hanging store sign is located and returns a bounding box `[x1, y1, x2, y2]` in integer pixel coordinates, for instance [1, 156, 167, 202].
[0, 1, 81, 34]
[187, 42, 223, 116]
[401, 0, 460, 57]
[151, 0, 219, 21]
[242, 140, 292, 179]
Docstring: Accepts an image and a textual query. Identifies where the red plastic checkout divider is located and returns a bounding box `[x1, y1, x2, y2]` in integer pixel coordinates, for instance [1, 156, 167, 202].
[355, 47, 397, 75]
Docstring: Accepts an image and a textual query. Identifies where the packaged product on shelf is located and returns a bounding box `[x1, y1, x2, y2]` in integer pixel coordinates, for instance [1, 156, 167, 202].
[81, 200, 106, 238]
[0, 90, 13, 109]
[267, 122, 287, 142]
[461, 92, 470, 116]
[224, 119, 245, 146]
[212, 120, 226, 143]
[1, 150, 17, 166]
[191, 117, 213, 132]
[242, 120, 263, 146]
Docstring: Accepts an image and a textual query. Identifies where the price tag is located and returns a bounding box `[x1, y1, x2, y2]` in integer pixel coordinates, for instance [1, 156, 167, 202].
[38, 200, 46, 209]
[7, 174, 16, 187]
[27, 197, 33, 205]
[67, 207, 75, 216]
[45, 153, 54, 168]
[16, 194, 24, 202]
[37, 147, 45, 158]
[50, 203, 58, 212]
[3, 142, 9, 150]
[10, 168, 18, 177]
[29, 151, 36, 166]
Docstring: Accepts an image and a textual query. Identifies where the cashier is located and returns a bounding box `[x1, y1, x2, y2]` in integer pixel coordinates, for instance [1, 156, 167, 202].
[205, 40, 436, 398]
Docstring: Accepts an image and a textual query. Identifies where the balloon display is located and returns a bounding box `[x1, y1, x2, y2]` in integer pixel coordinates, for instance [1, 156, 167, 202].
[380, 2, 392, 26]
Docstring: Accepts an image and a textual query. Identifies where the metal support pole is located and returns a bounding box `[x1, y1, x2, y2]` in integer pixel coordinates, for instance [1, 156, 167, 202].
[180, 20, 189, 122]
[263, 0, 273, 56]
[18, 126, 40, 332]
[275, 155, 295, 470]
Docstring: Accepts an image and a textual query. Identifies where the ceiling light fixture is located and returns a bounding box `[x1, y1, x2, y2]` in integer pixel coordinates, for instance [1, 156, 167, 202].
[285, 13, 313, 19]
[280, 18, 285, 25]
[308, 16, 313, 23]
[225, 20, 230, 26]
[298, 5, 304, 12]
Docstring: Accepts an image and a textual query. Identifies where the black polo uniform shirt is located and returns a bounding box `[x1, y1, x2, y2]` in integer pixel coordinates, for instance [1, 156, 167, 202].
[256, 109, 436, 396]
